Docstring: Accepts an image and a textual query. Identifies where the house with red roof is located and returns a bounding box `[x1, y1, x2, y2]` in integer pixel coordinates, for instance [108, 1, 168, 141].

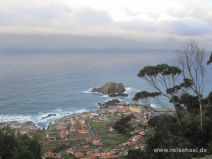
[139, 129, 145, 136]
[132, 135, 141, 142]
[79, 129, 89, 134]
[44, 151, 55, 158]
[91, 139, 102, 146]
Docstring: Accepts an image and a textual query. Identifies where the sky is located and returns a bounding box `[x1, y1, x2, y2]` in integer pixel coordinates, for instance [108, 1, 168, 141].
[0, 0, 212, 52]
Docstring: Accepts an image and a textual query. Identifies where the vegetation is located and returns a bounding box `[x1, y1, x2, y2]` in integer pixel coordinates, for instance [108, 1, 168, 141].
[207, 52, 212, 64]
[89, 118, 127, 147]
[69, 154, 79, 159]
[128, 41, 212, 159]
[0, 127, 41, 159]
[113, 114, 134, 136]
[102, 133, 126, 147]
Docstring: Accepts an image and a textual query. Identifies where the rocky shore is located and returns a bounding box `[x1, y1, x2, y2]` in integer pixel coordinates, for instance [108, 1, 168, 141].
[0, 121, 37, 130]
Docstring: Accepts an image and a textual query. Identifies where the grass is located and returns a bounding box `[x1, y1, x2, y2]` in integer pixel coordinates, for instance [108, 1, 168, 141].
[33, 130, 46, 141]
[42, 143, 60, 153]
[108, 114, 121, 121]
[101, 132, 127, 147]
[89, 119, 127, 147]
[91, 122, 109, 131]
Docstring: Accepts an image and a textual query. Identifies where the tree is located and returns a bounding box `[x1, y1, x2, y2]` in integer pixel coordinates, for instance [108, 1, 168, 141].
[207, 52, 212, 65]
[177, 41, 206, 132]
[134, 41, 207, 131]
[0, 127, 17, 159]
[126, 149, 147, 159]
[0, 127, 41, 159]
[133, 63, 189, 122]
[131, 41, 212, 158]
[113, 115, 134, 136]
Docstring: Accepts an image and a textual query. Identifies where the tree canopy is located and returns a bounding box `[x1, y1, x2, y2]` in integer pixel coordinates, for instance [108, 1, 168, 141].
[129, 42, 212, 159]
[207, 52, 212, 65]
[138, 64, 182, 77]
[0, 127, 41, 159]
[113, 115, 134, 136]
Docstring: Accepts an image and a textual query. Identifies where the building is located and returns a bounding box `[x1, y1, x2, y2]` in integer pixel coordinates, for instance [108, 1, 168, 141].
[79, 119, 86, 125]
[44, 151, 55, 158]
[18, 128, 27, 136]
[60, 128, 68, 139]
[132, 135, 141, 142]
[67, 148, 74, 154]
[91, 139, 102, 146]
[91, 151, 115, 159]
[48, 136, 56, 142]
[123, 141, 131, 146]
[129, 106, 141, 113]
[75, 151, 84, 158]
[108, 108, 116, 113]
[109, 126, 114, 132]
[139, 129, 145, 136]
[79, 129, 89, 134]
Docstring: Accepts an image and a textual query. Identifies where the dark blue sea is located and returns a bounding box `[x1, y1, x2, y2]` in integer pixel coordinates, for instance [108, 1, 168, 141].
[0, 51, 211, 127]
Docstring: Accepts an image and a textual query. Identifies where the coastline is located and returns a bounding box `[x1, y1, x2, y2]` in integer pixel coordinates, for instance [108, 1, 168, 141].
[0, 93, 175, 158]
[0, 86, 138, 128]
[0, 109, 92, 129]
[0, 83, 169, 140]
[0, 101, 163, 131]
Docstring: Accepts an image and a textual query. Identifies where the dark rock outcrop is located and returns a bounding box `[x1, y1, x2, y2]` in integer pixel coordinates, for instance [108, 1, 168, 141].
[98, 99, 121, 109]
[41, 113, 56, 120]
[92, 82, 128, 97]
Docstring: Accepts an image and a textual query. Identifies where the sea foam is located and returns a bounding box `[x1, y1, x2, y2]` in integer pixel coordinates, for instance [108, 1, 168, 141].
[0, 108, 90, 128]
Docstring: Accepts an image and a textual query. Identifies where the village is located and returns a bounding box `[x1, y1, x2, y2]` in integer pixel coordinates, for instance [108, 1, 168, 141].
[1, 101, 172, 159]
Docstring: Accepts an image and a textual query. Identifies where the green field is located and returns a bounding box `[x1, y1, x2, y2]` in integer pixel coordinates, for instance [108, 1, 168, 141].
[89, 118, 127, 147]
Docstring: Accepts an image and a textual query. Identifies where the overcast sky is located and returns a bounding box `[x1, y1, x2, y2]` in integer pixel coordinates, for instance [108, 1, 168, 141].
[0, 0, 212, 51]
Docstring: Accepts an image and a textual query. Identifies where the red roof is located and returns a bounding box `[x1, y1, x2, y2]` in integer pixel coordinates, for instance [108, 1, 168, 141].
[75, 151, 84, 158]
[91, 139, 101, 146]
[60, 130, 67, 138]
[91, 152, 115, 159]
[79, 129, 89, 133]
[132, 135, 141, 142]
[44, 151, 54, 158]
[139, 129, 145, 136]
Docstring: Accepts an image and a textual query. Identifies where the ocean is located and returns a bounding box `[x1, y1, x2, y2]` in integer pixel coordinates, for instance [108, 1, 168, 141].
[0, 51, 211, 127]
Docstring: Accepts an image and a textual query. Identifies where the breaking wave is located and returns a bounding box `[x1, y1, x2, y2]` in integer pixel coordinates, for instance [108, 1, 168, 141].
[0, 108, 89, 128]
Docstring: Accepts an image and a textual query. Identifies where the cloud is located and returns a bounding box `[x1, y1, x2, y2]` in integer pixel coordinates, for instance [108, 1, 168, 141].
[162, 17, 212, 36]
[0, 0, 212, 49]
[0, 5, 115, 34]
[68, 8, 113, 27]
[0, 4, 70, 26]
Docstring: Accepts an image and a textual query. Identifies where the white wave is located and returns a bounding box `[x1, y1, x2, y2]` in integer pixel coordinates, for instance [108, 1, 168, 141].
[0, 114, 33, 123]
[82, 88, 93, 93]
[84, 87, 136, 94]
[84, 89, 109, 98]
[125, 87, 139, 94]
[85, 87, 139, 101]
[83, 86, 138, 98]
[83, 88, 108, 98]
[0, 108, 90, 128]
[73, 109, 88, 114]
[100, 94, 109, 98]
[125, 87, 132, 92]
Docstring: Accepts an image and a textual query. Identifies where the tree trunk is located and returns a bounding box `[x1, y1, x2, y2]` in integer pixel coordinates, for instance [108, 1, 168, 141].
[198, 97, 203, 133]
